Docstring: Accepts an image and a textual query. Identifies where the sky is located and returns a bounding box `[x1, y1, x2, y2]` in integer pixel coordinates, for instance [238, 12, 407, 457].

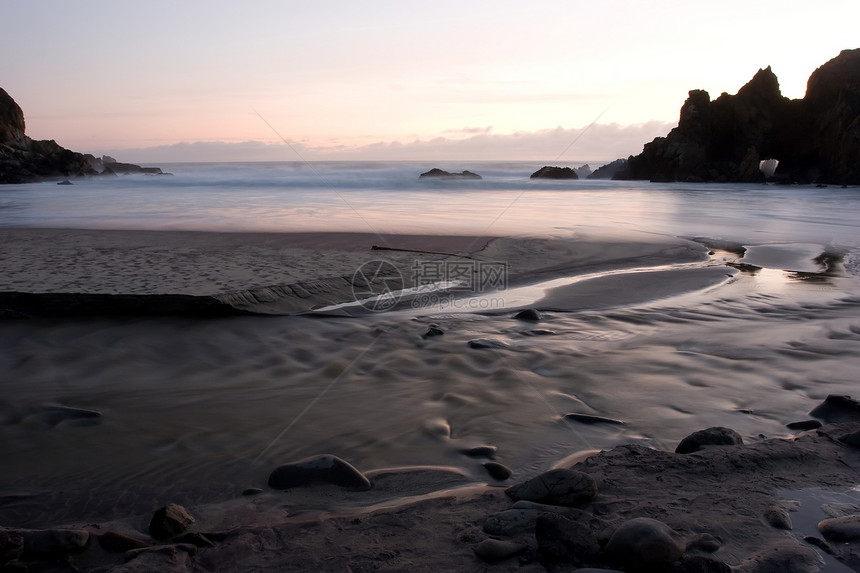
[1, 0, 857, 163]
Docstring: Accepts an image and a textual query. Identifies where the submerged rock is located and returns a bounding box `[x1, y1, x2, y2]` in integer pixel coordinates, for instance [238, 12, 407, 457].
[268, 454, 371, 491]
[505, 468, 597, 506]
[149, 503, 195, 540]
[675, 426, 744, 454]
[604, 517, 685, 570]
[513, 308, 542, 321]
[483, 462, 512, 481]
[563, 413, 626, 426]
[468, 338, 510, 349]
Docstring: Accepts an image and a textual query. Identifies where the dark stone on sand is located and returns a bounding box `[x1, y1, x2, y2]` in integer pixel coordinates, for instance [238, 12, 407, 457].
[149, 503, 195, 540]
[785, 420, 822, 431]
[513, 308, 542, 321]
[472, 538, 527, 562]
[818, 515, 860, 542]
[809, 394, 860, 423]
[19, 528, 89, 554]
[604, 517, 685, 570]
[530, 166, 578, 179]
[483, 462, 512, 481]
[505, 468, 597, 507]
[268, 454, 371, 491]
[422, 325, 444, 338]
[672, 556, 732, 573]
[98, 531, 149, 552]
[763, 506, 792, 530]
[419, 168, 482, 179]
[686, 533, 722, 553]
[675, 426, 744, 454]
[460, 445, 497, 458]
[468, 338, 510, 349]
[564, 413, 626, 426]
[241, 487, 264, 496]
[0, 527, 23, 565]
[535, 512, 600, 564]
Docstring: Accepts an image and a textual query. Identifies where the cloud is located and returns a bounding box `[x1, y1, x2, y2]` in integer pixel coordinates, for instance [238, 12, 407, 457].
[92, 121, 675, 165]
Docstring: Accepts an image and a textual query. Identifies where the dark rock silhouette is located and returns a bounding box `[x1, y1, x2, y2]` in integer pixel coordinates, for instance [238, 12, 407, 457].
[612, 49, 860, 185]
[0, 87, 163, 184]
[531, 166, 578, 179]
[587, 158, 628, 179]
[419, 168, 482, 179]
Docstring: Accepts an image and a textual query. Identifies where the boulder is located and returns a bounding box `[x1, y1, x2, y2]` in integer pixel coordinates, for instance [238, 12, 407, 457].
[808, 394, 860, 423]
[818, 515, 860, 542]
[675, 426, 744, 454]
[530, 166, 578, 179]
[505, 468, 597, 506]
[604, 517, 685, 570]
[268, 454, 371, 490]
[149, 503, 195, 540]
[419, 168, 482, 179]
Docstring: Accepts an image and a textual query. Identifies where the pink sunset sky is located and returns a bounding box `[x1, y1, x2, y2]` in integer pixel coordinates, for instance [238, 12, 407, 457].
[1, 0, 856, 163]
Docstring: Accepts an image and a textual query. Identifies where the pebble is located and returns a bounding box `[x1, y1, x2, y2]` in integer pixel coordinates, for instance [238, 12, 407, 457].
[818, 514, 860, 542]
[785, 420, 822, 431]
[472, 538, 526, 561]
[675, 427, 743, 454]
[149, 503, 195, 540]
[513, 308, 542, 322]
[563, 413, 626, 425]
[604, 517, 685, 569]
[468, 338, 510, 349]
[268, 454, 371, 491]
[483, 462, 512, 481]
[505, 468, 598, 507]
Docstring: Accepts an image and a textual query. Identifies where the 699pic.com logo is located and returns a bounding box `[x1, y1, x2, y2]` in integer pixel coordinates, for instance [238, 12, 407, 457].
[351, 260, 405, 312]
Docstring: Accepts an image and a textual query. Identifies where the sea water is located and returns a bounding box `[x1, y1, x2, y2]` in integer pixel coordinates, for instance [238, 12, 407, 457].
[1, 161, 860, 528]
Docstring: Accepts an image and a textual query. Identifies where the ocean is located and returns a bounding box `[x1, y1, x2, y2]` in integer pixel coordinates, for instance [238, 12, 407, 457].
[1, 161, 860, 528]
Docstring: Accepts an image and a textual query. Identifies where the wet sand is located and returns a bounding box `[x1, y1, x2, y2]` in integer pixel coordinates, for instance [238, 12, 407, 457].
[1, 228, 859, 571]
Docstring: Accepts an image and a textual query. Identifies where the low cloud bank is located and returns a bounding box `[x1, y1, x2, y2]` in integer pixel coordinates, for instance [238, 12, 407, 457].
[92, 121, 673, 164]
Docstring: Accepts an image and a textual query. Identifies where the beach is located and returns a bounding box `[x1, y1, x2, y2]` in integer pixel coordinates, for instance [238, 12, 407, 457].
[1, 223, 859, 571]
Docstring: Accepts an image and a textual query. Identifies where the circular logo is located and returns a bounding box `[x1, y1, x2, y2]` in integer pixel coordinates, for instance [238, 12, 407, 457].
[351, 260, 404, 312]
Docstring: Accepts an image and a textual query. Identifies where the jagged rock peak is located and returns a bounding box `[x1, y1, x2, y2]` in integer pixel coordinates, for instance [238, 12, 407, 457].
[0, 87, 26, 143]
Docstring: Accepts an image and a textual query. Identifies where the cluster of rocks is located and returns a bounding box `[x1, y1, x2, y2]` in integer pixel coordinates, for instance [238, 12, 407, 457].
[610, 49, 860, 185]
[419, 168, 482, 179]
[0, 87, 164, 184]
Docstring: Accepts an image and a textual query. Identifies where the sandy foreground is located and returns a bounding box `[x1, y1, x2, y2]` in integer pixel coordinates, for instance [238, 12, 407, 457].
[0, 228, 859, 572]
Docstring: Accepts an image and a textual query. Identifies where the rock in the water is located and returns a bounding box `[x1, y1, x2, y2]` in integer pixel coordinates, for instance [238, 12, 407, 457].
[563, 413, 626, 425]
[419, 168, 482, 179]
[483, 462, 512, 481]
[734, 539, 822, 573]
[818, 514, 860, 542]
[149, 503, 195, 540]
[785, 420, 822, 431]
[809, 394, 860, 423]
[473, 538, 526, 561]
[0, 527, 23, 565]
[535, 512, 600, 564]
[19, 528, 89, 555]
[422, 325, 444, 338]
[675, 427, 743, 454]
[530, 166, 578, 179]
[763, 506, 792, 530]
[98, 531, 149, 552]
[604, 517, 685, 570]
[267, 454, 371, 491]
[505, 468, 597, 506]
[57, 179, 73, 185]
[460, 445, 497, 458]
[468, 338, 510, 349]
[241, 487, 264, 496]
[513, 308, 542, 321]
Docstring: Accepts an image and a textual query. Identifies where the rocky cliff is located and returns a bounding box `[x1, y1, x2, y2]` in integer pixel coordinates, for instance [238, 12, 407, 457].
[615, 49, 860, 185]
[0, 88, 162, 184]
